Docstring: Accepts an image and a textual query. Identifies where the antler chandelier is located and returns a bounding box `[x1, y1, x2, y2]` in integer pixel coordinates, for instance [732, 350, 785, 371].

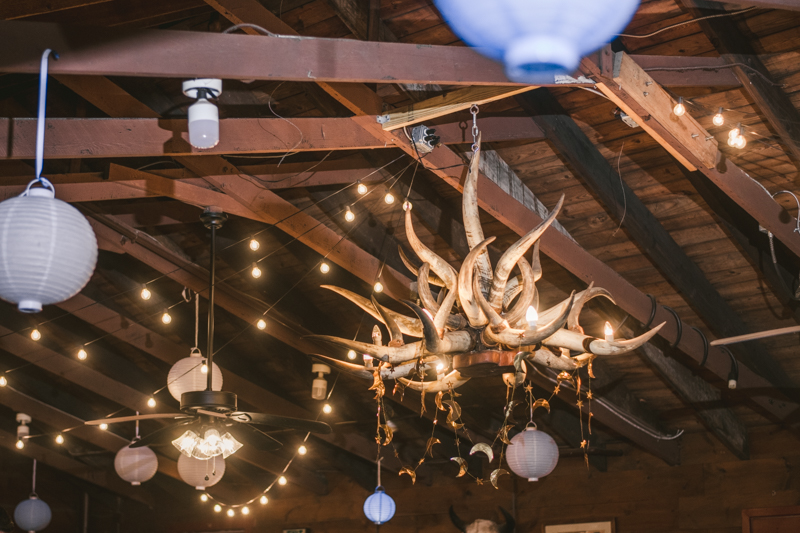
[313, 143, 664, 394]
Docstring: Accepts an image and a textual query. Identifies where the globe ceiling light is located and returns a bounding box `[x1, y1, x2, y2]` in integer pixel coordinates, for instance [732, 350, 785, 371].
[177, 454, 226, 490]
[172, 427, 242, 460]
[167, 347, 223, 402]
[183, 79, 222, 149]
[433, 0, 640, 83]
[505, 423, 559, 481]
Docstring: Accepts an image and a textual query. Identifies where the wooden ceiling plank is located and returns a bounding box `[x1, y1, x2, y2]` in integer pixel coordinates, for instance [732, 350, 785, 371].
[0, 0, 112, 20]
[0, 20, 742, 87]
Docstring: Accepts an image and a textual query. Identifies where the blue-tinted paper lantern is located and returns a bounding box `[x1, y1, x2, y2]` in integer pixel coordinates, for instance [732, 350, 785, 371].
[433, 0, 640, 83]
[363, 486, 395, 525]
[14, 496, 51, 533]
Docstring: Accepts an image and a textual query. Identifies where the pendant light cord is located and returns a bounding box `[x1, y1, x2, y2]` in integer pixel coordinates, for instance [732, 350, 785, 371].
[35, 49, 58, 183]
[32, 459, 37, 495]
[206, 224, 216, 391]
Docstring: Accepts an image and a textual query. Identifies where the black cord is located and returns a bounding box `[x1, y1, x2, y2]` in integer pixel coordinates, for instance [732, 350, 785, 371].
[644, 294, 657, 329]
[691, 326, 709, 367]
[662, 305, 682, 348]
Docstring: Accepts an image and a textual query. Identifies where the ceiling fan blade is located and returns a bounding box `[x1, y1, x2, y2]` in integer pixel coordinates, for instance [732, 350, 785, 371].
[228, 423, 283, 451]
[230, 412, 333, 434]
[130, 419, 197, 448]
[85, 413, 187, 426]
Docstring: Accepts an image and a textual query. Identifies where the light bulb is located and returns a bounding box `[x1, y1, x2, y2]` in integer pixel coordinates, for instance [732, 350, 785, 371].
[30, 329, 41, 341]
[201, 363, 209, 374]
[141, 285, 151, 300]
[256, 318, 267, 330]
[729, 125, 741, 139]
[604, 321, 614, 341]
[525, 306, 538, 328]
[55, 434, 64, 445]
[251, 263, 262, 279]
[161, 310, 172, 324]
[436, 363, 445, 373]
[345, 206, 355, 222]
[727, 136, 737, 147]
[320, 262, 330, 274]
[374, 281, 383, 293]
[200, 494, 208, 502]
[214, 504, 222, 513]
[15, 439, 24, 450]
[347, 349, 357, 360]
[357, 182, 367, 195]
[298, 445, 307, 455]
[188, 97, 220, 150]
[322, 404, 332, 414]
[713, 107, 724, 126]
[78, 348, 88, 361]
[403, 200, 411, 211]
[278, 476, 287, 486]
[734, 134, 747, 149]
[226, 508, 235, 517]
[0, 376, 7, 387]
[259, 495, 268, 505]
[241, 506, 250, 516]
[147, 397, 156, 408]
[99, 423, 108, 431]
[384, 192, 395, 205]
[249, 238, 260, 251]
[673, 97, 685, 117]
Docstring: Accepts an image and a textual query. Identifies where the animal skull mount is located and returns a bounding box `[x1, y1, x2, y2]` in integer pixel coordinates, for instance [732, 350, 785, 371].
[310, 141, 665, 390]
[450, 506, 514, 533]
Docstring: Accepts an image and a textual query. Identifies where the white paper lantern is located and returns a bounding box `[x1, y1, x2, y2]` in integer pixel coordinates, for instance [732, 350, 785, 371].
[363, 487, 396, 525]
[433, 0, 640, 83]
[167, 348, 223, 402]
[0, 179, 97, 313]
[506, 424, 559, 481]
[114, 441, 158, 486]
[177, 453, 225, 490]
[14, 496, 51, 533]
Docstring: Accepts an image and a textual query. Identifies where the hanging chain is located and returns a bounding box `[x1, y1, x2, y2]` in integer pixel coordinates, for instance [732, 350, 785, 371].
[470, 104, 480, 152]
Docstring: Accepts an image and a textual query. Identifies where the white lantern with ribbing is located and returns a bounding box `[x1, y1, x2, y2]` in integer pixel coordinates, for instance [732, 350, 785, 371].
[363, 458, 395, 525]
[14, 460, 51, 533]
[0, 50, 97, 313]
[177, 453, 226, 490]
[505, 423, 559, 481]
[167, 348, 223, 402]
[433, 0, 640, 83]
[114, 420, 158, 486]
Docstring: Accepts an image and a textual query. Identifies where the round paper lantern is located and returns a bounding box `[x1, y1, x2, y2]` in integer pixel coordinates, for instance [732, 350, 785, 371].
[177, 453, 225, 490]
[14, 496, 51, 533]
[506, 424, 559, 481]
[114, 440, 158, 486]
[433, 0, 640, 83]
[0, 179, 97, 313]
[363, 487, 395, 525]
[167, 348, 223, 402]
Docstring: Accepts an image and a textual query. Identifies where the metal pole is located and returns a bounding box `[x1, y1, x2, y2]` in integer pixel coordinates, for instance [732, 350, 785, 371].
[206, 223, 216, 392]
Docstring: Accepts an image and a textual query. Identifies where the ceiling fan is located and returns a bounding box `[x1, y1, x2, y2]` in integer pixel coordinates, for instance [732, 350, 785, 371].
[85, 208, 332, 458]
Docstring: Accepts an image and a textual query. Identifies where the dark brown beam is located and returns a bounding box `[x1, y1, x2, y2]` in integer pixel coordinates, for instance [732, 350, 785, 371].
[691, 0, 800, 11]
[0, 20, 743, 88]
[0, 0, 111, 19]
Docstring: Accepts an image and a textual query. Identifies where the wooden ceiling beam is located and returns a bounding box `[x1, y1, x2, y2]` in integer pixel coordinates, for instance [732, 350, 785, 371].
[0, 0, 112, 20]
[690, 0, 800, 12]
[0, 20, 742, 88]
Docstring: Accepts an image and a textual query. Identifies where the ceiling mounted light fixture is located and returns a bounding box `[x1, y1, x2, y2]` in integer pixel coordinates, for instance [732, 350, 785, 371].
[172, 427, 242, 460]
[183, 79, 222, 149]
[311, 363, 331, 400]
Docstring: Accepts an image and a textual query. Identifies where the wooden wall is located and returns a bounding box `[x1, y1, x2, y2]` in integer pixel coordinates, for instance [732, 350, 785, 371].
[167, 425, 800, 533]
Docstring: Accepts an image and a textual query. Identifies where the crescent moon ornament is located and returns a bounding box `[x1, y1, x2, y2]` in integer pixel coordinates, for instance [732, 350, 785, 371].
[469, 442, 494, 463]
[444, 400, 462, 424]
[399, 467, 417, 485]
[435, 391, 446, 411]
[490, 468, 510, 489]
[532, 398, 551, 414]
[450, 457, 468, 478]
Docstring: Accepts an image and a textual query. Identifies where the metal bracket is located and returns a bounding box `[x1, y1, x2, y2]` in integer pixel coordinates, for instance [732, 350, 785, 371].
[376, 114, 390, 124]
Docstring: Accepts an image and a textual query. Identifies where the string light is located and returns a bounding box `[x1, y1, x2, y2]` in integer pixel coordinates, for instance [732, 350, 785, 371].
[241, 506, 250, 516]
[347, 349, 357, 360]
[214, 505, 222, 513]
[728, 123, 746, 149]
[373, 281, 383, 293]
[77, 348, 88, 361]
[256, 319, 267, 330]
[259, 495, 268, 505]
[140, 285, 151, 300]
[322, 404, 332, 414]
[298, 445, 307, 455]
[249, 238, 260, 251]
[226, 509, 235, 517]
[30, 329, 41, 341]
[357, 182, 368, 195]
[55, 434, 64, 445]
[344, 206, 355, 222]
[278, 476, 287, 486]
[161, 310, 172, 324]
[99, 423, 108, 431]
[200, 494, 208, 502]
[251, 263, 262, 279]
[201, 363, 209, 374]
[713, 107, 724, 126]
[0, 376, 7, 387]
[320, 262, 330, 274]
[147, 397, 156, 408]
[673, 96, 685, 117]
[15, 439, 24, 450]
[384, 192, 395, 205]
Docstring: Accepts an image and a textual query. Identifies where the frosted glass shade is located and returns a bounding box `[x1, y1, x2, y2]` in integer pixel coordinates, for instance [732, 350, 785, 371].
[177, 454, 225, 490]
[114, 441, 158, 485]
[363, 487, 395, 525]
[506, 426, 559, 481]
[0, 183, 97, 313]
[433, 0, 640, 83]
[188, 99, 219, 149]
[14, 496, 51, 532]
[167, 353, 222, 401]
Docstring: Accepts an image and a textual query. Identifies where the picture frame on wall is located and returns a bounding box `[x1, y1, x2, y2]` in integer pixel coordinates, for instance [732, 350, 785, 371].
[544, 521, 615, 533]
